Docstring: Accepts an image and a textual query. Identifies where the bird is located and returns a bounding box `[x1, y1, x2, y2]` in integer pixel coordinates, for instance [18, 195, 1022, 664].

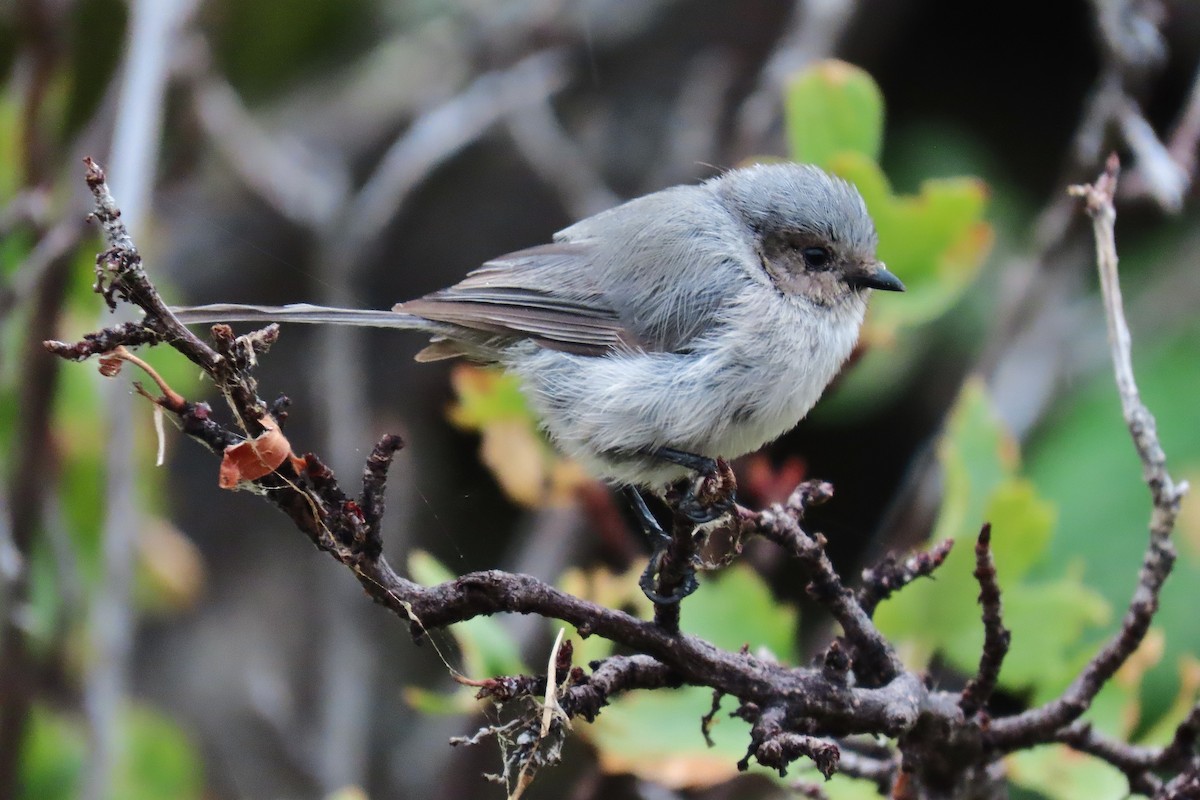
[173, 162, 902, 600]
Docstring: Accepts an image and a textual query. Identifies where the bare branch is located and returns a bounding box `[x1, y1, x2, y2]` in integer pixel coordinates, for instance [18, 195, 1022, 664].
[959, 524, 1011, 718]
[987, 156, 1188, 750]
[858, 539, 955, 618]
[754, 482, 904, 685]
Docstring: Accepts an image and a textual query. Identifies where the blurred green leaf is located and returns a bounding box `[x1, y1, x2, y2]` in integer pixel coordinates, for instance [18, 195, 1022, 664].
[680, 564, 798, 661]
[1001, 577, 1110, 699]
[114, 706, 204, 800]
[446, 364, 537, 429]
[20, 704, 202, 800]
[18, 705, 86, 800]
[403, 685, 480, 715]
[930, 377, 1018, 545]
[0, 89, 21, 200]
[583, 685, 879, 797]
[1007, 744, 1127, 800]
[875, 379, 1111, 699]
[785, 60, 883, 166]
[582, 565, 813, 789]
[782, 60, 992, 340]
[209, 0, 378, 101]
[830, 153, 992, 334]
[447, 363, 588, 508]
[1026, 327, 1200, 715]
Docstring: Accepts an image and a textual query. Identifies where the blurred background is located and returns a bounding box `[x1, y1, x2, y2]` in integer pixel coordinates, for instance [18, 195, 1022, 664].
[2, 0, 1200, 798]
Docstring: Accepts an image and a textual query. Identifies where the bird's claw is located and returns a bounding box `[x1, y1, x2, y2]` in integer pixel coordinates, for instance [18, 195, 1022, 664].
[638, 549, 700, 605]
[673, 457, 737, 523]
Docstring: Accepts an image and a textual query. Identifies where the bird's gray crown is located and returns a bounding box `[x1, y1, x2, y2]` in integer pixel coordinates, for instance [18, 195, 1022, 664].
[711, 162, 877, 256]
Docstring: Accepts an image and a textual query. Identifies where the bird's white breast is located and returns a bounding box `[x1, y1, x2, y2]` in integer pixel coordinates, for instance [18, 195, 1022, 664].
[511, 286, 867, 487]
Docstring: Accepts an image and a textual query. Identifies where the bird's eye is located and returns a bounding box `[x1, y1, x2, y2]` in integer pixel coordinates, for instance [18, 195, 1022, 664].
[801, 246, 831, 269]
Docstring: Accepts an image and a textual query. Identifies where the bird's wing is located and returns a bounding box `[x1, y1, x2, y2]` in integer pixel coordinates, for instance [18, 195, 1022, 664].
[396, 242, 638, 356]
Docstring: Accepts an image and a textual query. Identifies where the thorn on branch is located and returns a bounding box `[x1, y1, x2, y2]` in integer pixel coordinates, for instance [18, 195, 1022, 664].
[821, 640, 851, 687]
[960, 523, 1011, 718]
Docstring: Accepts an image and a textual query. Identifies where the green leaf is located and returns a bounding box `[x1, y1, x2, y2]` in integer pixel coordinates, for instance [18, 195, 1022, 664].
[18, 705, 86, 800]
[875, 380, 1111, 698]
[785, 60, 884, 166]
[114, 706, 204, 800]
[446, 365, 537, 430]
[1026, 326, 1200, 716]
[1000, 577, 1110, 699]
[19, 704, 203, 800]
[931, 377, 1018, 545]
[580, 566, 813, 790]
[584, 685, 879, 796]
[1007, 744, 1128, 800]
[680, 564, 799, 661]
[829, 153, 992, 334]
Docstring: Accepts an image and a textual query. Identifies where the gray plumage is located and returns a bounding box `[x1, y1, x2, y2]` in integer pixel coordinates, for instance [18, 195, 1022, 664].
[172, 162, 902, 487]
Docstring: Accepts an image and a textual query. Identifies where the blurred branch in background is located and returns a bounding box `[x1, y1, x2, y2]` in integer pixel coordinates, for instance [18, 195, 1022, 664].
[879, 0, 1200, 556]
[84, 3, 197, 799]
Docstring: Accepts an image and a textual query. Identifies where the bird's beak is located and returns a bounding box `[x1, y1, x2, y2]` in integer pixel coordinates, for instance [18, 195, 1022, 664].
[848, 262, 905, 292]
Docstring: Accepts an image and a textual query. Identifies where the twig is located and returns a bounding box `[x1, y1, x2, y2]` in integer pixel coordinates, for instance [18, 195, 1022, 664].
[1055, 721, 1161, 795]
[739, 707, 840, 779]
[329, 48, 570, 277]
[504, 97, 619, 219]
[959, 524, 1010, 718]
[755, 482, 904, 685]
[858, 539, 954, 618]
[987, 156, 1188, 750]
[54, 156, 1197, 797]
[1165, 59, 1200, 182]
[733, 0, 858, 154]
[359, 435, 405, 561]
[0, 220, 82, 321]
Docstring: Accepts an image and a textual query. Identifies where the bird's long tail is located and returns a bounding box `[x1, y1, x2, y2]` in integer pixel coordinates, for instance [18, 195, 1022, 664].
[170, 303, 429, 330]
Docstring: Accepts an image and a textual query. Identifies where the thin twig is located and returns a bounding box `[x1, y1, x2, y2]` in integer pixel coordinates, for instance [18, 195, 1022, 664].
[959, 524, 1010, 718]
[987, 156, 1188, 750]
[858, 539, 955, 618]
[755, 482, 904, 685]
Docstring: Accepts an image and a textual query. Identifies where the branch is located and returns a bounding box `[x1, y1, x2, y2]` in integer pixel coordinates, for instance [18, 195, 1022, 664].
[752, 482, 904, 685]
[959, 524, 1010, 718]
[50, 160, 931, 761]
[858, 539, 954, 618]
[986, 156, 1188, 750]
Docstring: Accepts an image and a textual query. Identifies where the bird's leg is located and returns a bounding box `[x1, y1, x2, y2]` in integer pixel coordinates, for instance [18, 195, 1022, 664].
[651, 447, 737, 523]
[621, 486, 698, 607]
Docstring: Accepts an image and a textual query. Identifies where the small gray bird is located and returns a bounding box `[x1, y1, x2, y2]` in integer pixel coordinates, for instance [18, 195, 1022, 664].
[175, 162, 901, 537]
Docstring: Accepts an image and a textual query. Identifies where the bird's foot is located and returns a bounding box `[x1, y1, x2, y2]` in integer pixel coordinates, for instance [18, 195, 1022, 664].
[671, 456, 737, 524]
[638, 547, 700, 605]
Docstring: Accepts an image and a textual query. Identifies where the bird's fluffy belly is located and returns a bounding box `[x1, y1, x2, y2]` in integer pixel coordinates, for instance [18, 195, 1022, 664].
[509, 297, 862, 487]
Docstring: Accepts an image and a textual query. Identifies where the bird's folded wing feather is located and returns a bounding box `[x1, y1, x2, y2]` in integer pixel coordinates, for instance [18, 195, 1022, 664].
[395, 242, 637, 355]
